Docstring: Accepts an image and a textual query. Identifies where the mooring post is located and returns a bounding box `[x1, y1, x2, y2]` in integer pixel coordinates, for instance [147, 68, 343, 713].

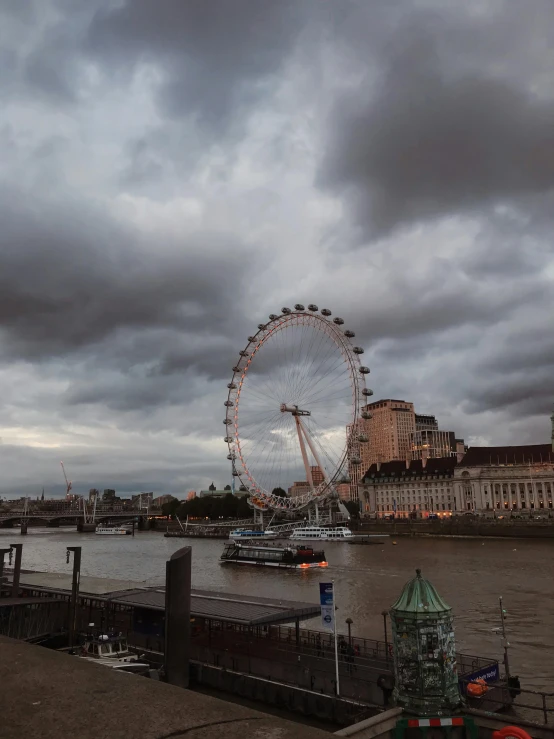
[10, 543, 23, 598]
[164, 546, 191, 688]
[66, 546, 82, 653]
[0, 549, 11, 597]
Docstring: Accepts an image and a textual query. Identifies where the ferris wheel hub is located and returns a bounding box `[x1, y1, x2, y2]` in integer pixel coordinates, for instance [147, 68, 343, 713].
[280, 403, 311, 416]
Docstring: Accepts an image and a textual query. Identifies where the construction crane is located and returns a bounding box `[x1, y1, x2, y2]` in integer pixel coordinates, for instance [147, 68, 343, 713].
[61, 461, 72, 501]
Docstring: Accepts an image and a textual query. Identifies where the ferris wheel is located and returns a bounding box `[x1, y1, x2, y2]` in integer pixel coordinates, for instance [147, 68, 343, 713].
[224, 304, 372, 511]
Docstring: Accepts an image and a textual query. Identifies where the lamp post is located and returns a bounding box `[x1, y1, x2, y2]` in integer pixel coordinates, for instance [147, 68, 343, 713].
[382, 609, 390, 665]
[66, 546, 82, 654]
[345, 617, 353, 647]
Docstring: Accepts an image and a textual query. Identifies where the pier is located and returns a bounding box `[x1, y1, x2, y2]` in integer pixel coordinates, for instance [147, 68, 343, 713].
[1, 569, 523, 725]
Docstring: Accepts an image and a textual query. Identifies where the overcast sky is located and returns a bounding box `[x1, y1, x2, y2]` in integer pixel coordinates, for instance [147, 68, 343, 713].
[1, 0, 554, 498]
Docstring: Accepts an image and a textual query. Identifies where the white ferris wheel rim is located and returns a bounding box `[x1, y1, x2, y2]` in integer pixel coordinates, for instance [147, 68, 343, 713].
[224, 307, 368, 511]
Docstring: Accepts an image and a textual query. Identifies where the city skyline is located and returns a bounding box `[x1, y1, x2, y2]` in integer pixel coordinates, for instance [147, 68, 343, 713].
[1, 2, 554, 495]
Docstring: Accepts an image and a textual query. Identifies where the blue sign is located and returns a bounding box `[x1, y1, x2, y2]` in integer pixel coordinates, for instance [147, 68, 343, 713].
[319, 582, 334, 605]
[460, 662, 499, 692]
[319, 582, 335, 632]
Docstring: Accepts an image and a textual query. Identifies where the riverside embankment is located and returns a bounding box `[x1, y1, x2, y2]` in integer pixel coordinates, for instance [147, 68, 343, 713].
[355, 518, 554, 539]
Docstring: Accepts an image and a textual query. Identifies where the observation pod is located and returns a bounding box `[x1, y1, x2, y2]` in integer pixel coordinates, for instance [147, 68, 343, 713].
[344, 330, 355, 338]
[294, 303, 305, 311]
[282, 307, 292, 314]
[321, 308, 332, 316]
[269, 314, 279, 320]
[308, 304, 318, 311]
[390, 569, 461, 715]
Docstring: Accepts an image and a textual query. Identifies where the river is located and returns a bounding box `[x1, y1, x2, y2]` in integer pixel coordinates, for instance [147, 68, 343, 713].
[2, 529, 553, 692]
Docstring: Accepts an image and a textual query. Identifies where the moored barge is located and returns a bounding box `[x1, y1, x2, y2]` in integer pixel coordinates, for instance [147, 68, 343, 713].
[220, 542, 328, 569]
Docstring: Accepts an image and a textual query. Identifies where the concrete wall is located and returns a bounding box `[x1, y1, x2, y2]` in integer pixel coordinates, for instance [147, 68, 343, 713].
[356, 520, 554, 539]
[191, 662, 377, 726]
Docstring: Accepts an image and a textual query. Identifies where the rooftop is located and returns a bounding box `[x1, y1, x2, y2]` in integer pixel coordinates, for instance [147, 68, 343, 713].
[391, 568, 451, 615]
[459, 444, 554, 466]
[362, 456, 457, 480]
[15, 571, 321, 627]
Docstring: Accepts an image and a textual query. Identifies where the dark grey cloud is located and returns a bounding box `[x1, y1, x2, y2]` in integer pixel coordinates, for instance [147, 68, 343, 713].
[1, 0, 554, 496]
[87, 0, 305, 131]
[319, 5, 554, 238]
[0, 184, 255, 362]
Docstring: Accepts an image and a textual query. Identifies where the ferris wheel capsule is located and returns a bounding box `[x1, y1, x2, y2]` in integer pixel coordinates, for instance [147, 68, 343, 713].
[333, 317, 344, 325]
[224, 419, 232, 425]
[359, 366, 370, 374]
[269, 314, 278, 320]
[294, 303, 305, 311]
[232, 365, 241, 373]
[351, 457, 362, 465]
[308, 304, 318, 311]
[362, 388, 373, 396]
[362, 411, 372, 420]
[321, 308, 332, 316]
[353, 346, 364, 354]
[224, 436, 233, 443]
[224, 401, 234, 407]
[248, 336, 256, 342]
[228, 382, 237, 389]
[258, 323, 266, 330]
[358, 434, 369, 443]
[227, 453, 236, 460]
[239, 350, 249, 357]
[282, 307, 291, 314]
[344, 330, 355, 337]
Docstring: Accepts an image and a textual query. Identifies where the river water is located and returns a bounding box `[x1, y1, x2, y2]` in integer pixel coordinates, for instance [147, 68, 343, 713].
[2, 529, 553, 692]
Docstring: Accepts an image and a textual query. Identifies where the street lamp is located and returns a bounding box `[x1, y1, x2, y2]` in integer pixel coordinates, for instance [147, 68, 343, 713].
[345, 617, 353, 646]
[382, 609, 390, 665]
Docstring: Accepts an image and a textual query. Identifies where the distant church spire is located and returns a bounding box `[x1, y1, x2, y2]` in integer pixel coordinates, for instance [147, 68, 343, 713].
[41, 488, 44, 501]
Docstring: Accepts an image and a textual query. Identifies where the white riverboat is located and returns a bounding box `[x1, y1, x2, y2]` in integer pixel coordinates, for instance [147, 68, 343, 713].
[95, 524, 131, 535]
[229, 528, 279, 540]
[289, 526, 354, 541]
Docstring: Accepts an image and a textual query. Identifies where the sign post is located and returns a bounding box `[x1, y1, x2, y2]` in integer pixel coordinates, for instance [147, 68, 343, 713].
[320, 581, 339, 696]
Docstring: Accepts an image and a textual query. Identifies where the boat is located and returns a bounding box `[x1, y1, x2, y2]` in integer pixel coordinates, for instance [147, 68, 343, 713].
[72, 631, 151, 675]
[95, 524, 131, 535]
[228, 528, 279, 540]
[220, 541, 328, 569]
[289, 526, 354, 541]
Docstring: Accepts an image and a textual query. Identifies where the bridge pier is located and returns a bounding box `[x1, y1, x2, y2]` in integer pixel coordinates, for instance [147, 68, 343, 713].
[20, 521, 28, 535]
[77, 518, 95, 533]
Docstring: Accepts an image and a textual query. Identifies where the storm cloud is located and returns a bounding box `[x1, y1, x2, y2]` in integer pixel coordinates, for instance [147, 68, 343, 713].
[0, 0, 553, 496]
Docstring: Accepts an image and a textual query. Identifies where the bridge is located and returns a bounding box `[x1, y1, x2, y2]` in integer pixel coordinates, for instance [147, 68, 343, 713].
[0, 506, 163, 530]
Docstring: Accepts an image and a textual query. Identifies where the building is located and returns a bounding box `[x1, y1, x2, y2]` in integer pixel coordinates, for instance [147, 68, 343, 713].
[198, 488, 249, 499]
[152, 494, 177, 508]
[335, 481, 351, 501]
[347, 400, 416, 496]
[411, 428, 457, 460]
[454, 444, 554, 513]
[288, 466, 325, 498]
[415, 414, 438, 431]
[359, 456, 458, 517]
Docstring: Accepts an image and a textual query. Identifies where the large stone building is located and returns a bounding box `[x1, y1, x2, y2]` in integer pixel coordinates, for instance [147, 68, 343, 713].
[347, 400, 464, 501]
[455, 444, 554, 513]
[359, 411, 554, 516]
[360, 456, 458, 517]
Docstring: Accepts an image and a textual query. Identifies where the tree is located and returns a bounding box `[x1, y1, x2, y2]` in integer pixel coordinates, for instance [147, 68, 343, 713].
[209, 482, 216, 491]
[271, 487, 287, 497]
[162, 499, 180, 518]
[224, 484, 231, 491]
[343, 500, 360, 519]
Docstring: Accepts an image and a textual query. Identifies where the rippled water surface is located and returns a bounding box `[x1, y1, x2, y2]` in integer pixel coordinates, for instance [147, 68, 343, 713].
[2, 529, 553, 690]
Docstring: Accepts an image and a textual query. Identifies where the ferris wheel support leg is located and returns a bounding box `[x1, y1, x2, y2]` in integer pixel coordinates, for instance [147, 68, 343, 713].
[295, 416, 315, 490]
[297, 417, 332, 488]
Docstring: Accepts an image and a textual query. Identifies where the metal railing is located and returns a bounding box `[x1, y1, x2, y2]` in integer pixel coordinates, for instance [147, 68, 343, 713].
[460, 677, 554, 726]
